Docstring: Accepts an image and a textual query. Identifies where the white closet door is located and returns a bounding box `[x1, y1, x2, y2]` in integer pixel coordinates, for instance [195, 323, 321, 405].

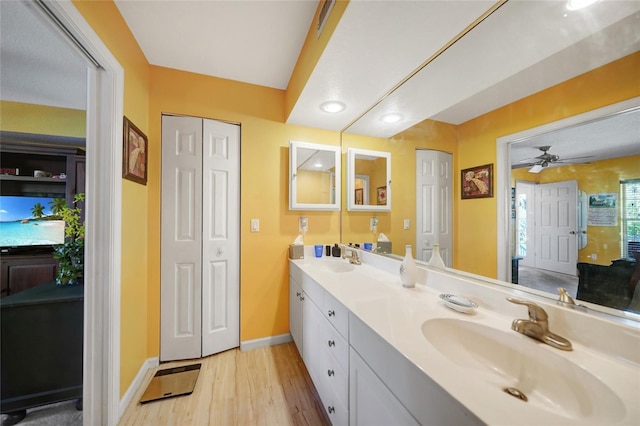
[416, 150, 452, 265]
[201, 119, 240, 356]
[161, 115, 203, 361]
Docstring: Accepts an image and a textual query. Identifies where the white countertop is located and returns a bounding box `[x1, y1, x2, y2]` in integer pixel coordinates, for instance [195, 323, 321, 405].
[290, 252, 640, 425]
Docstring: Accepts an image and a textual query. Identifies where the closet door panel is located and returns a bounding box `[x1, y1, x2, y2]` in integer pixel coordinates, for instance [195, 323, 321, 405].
[202, 119, 240, 356]
[161, 115, 203, 361]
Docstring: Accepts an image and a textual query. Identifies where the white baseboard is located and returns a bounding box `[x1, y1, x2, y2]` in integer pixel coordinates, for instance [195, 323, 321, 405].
[119, 357, 159, 418]
[240, 333, 292, 351]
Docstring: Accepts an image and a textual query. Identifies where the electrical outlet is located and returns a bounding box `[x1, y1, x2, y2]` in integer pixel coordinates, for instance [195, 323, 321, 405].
[591, 253, 597, 260]
[370, 217, 378, 232]
[403, 219, 410, 230]
[299, 216, 308, 233]
[250, 219, 259, 232]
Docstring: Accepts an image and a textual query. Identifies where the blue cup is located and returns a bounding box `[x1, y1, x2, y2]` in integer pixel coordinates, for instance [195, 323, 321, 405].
[364, 242, 373, 251]
[314, 244, 323, 258]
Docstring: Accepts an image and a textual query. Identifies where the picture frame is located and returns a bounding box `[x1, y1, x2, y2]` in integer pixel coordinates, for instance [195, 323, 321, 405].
[122, 116, 148, 185]
[461, 163, 493, 199]
[355, 188, 364, 205]
[377, 186, 387, 205]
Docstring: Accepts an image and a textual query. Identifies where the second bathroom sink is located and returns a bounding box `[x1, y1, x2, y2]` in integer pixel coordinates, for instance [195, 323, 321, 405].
[421, 318, 625, 422]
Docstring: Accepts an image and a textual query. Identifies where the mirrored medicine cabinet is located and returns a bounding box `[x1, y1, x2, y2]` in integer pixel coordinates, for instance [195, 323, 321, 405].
[346, 148, 391, 212]
[289, 140, 341, 211]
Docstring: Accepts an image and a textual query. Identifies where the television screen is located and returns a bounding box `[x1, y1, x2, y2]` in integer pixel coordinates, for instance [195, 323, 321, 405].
[0, 196, 66, 247]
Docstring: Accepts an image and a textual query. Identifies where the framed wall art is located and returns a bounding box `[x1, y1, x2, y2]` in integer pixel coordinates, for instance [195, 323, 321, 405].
[377, 185, 387, 205]
[461, 163, 493, 199]
[123, 116, 148, 185]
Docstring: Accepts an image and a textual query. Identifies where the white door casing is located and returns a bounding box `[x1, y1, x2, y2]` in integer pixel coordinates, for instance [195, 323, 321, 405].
[201, 119, 240, 356]
[161, 115, 240, 361]
[534, 180, 578, 275]
[515, 181, 536, 268]
[416, 150, 452, 265]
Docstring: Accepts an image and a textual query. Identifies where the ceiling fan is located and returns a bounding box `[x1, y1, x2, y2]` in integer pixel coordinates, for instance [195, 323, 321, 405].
[514, 146, 592, 173]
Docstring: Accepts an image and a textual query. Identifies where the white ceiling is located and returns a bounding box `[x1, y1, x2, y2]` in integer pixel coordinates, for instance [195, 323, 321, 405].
[1, 0, 639, 167]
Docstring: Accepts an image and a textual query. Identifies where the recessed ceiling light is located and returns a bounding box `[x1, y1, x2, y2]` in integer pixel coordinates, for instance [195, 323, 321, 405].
[319, 101, 346, 113]
[314, 162, 323, 168]
[380, 113, 403, 123]
[566, 0, 599, 11]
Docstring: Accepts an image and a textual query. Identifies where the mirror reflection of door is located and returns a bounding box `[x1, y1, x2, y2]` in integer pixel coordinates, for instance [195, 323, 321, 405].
[354, 175, 369, 205]
[515, 181, 536, 268]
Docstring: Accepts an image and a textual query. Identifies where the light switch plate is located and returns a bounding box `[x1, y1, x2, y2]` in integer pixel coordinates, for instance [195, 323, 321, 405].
[251, 219, 259, 232]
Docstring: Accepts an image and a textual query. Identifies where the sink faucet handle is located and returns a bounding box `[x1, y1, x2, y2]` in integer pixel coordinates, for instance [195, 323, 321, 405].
[506, 297, 548, 322]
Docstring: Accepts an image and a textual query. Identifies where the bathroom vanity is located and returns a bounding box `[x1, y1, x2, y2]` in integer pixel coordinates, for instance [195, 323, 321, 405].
[289, 249, 640, 425]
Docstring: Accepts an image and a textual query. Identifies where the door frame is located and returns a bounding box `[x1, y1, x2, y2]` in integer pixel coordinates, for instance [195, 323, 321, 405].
[41, 2, 124, 425]
[496, 97, 640, 282]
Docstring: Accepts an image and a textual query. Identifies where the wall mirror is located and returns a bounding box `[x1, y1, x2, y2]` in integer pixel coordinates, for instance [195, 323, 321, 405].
[339, 0, 640, 321]
[346, 148, 391, 212]
[289, 140, 341, 211]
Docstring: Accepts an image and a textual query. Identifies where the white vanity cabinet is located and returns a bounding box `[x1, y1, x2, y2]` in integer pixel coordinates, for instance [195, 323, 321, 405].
[289, 265, 349, 425]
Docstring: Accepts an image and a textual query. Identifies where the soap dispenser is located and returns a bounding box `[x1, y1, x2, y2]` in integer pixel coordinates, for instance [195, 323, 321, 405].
[332, 243, 341, 257]
[400, 245, 417, 288]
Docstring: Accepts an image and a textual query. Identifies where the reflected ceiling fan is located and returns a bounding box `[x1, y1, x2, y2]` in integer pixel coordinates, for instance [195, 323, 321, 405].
[514, 146, 593, 173]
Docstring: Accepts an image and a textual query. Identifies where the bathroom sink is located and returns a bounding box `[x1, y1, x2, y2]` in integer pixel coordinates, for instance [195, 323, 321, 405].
[310, 260, 355, 273]
[421, 318, 624, 422]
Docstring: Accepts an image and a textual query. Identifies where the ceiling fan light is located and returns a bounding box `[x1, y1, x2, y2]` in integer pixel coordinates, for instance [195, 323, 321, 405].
[529, 164, 544, 173]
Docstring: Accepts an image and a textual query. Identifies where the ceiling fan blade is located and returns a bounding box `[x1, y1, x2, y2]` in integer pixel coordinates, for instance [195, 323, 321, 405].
[512, 163, 536, 169]
[559, 155, 594, 161]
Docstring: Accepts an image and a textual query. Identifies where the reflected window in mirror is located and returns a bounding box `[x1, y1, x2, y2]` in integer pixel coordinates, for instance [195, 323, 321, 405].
[289, 140, 341, 211]
[347, 148, 391, 211]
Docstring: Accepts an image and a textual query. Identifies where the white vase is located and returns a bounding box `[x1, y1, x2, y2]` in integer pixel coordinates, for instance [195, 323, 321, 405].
[400, 245, 417, 288]
[428, 243, 446, 269]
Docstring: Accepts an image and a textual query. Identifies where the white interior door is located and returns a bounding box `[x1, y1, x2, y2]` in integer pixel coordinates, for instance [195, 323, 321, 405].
[161, 115, 239, 361]
[201, 119, 240, 357]
[535, 180, 578, 275]
[415, 150, 452, 265]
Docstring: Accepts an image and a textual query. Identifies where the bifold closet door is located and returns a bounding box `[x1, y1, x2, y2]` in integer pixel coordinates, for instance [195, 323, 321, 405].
[160, 115, 240, 361]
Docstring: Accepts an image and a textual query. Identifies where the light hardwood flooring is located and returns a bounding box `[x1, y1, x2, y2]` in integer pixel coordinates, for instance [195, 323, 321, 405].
[119, 343, 330, 426]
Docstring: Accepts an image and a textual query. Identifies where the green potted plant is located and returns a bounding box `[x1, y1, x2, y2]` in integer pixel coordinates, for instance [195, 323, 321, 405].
[54, 193, 85, 285]
[33, 194, 85, 285]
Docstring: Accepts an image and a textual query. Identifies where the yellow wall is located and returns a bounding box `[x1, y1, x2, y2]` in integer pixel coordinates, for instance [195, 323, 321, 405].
[147, 66, 341, 349]
[297, 169, 333, 204]
[456, 51, 640, 278]
[0, 101, 85, 137]
[72, 0, 150, 398]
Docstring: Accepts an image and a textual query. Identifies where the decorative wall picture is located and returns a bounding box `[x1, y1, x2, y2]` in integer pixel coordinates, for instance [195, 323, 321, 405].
[587, 193, 618, 226]
[377, 186, 387, 205]
[461, 164, 493, 199]
[123, 116, 148, 185]
[355, 188, 364, 205]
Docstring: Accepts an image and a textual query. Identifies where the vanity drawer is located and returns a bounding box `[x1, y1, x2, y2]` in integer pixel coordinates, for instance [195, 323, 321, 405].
[320, 317, 348, 373]
[301, 272, 324, 308]
[316, 352, 348, 426]
[319, 342, 348, 405]
[323, 291, 349, 339]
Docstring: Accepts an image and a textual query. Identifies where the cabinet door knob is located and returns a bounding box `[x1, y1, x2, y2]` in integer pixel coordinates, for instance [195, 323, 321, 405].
[300, 296, 305, 301]
[328, 340, 335, 347]
[296, 292, 301, 297]
[327, 369, 335, 377]
[327, 406, 335, 414]
[328, 310, 335, 317]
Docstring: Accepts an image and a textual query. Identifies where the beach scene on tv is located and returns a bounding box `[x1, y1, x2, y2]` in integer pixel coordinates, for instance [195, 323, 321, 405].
[0, 196, 66, 247]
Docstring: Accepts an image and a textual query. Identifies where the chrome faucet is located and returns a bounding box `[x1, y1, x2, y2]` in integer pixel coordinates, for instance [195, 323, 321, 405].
[340, 245, 361, 265]
[507, 297, 573, 351]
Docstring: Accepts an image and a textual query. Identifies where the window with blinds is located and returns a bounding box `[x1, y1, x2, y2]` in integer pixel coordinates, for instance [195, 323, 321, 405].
[621, 179, 640, 258]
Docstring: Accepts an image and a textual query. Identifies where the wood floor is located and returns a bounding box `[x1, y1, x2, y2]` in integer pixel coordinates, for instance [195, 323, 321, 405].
[118, 343, 330, 426]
